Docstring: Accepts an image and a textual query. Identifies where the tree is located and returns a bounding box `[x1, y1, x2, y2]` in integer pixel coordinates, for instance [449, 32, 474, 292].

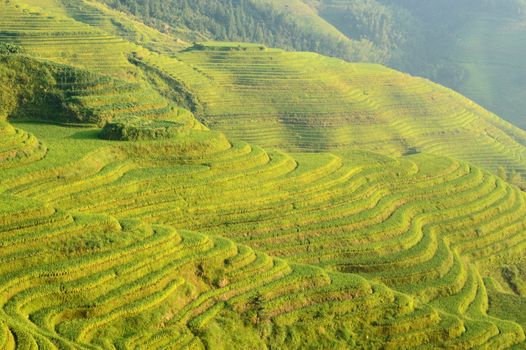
[247, 291, 267, 325]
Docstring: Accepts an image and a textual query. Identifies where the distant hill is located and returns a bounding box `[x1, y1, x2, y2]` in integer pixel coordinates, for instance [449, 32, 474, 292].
[361, 0, 526, 130]
[95, 0, 526, 130]
[95, 0, 400, 62]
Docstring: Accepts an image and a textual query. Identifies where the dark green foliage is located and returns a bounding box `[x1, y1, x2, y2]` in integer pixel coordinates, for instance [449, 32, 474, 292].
[100, 116, 184, 140]
[487, 277, 526, 334]
[245, 292, 267, 325]
[501, 266, 526, 296]
[0, 54, 123, 123]
[97, 0, 386, 61]
[0, 54, 184, 126]
[0, 42, 24, 55]
[0, 55, 73, 121]
[317, 0, 410, 62]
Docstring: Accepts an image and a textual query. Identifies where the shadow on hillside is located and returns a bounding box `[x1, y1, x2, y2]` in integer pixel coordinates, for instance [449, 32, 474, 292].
[70, 129, 102, 140]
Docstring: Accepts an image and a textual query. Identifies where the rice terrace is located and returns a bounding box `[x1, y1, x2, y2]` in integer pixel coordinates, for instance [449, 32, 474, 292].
[1, 0, 526, 349]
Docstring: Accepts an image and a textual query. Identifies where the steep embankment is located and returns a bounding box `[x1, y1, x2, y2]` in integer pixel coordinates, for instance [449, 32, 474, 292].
[0, 54, 177, 124]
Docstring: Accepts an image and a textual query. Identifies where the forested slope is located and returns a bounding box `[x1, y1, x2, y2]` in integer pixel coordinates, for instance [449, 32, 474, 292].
[97, 0, 395, 62]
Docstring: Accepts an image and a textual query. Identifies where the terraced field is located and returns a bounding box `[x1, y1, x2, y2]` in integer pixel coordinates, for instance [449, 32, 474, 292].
[2, 0, 526, 348]
[0, 121, 46, 169]
[0, 0, 188, 79]
[0, 121, 524, 348]
[0, 3, 133, 77]
[144, 44, 526, 179]
[52, 70, 198, 127]
[3, 0, 526, 181]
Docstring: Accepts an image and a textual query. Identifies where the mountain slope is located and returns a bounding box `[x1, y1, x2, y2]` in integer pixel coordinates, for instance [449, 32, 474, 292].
[1, 120, 525, 348]
[92, 0, 526, 131]
[276, 0, 526, 131]
[95, 0, 391, 62]
[1, 1, 526, 348]
[2, 0, 526, 182]
[141, 43, 526, 181]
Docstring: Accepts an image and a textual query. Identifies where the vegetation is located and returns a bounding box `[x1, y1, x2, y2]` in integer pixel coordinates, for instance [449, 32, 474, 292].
[1, 0, 526, 348]
[4, 0, 526, 182]
[1, 120, 525, 348]
[144, 42, 526, 180]
[97, 0, 388, 62]
[92, 0, 526, 130]
[0, 121, 46, 169]
[101, 116, 186, 141]
[0, 43, 25, 55]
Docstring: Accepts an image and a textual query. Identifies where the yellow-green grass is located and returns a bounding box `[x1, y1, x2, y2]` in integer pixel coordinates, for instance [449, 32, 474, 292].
[0, 121, 47, 169]
[12, 0, 192, 51]
[3, 1, 526, 181]
[0, 190, 482, 349]
[1, 1, 526, 347]
[0, 0, 191, 80]
[1, 121, 525, 348]
[0, 0, 176, 80]
[139, 43, 526, 179]
[0, 2, 127, 77]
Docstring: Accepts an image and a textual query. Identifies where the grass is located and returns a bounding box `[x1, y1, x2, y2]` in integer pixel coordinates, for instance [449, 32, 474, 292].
[3, 0, 526, 180]
[0, 121, 47, 169]
[0, 189, 442, 349]
[141, 42, 526, 180]
[0, 120, 524, 348]
[0, 0, 526, 348]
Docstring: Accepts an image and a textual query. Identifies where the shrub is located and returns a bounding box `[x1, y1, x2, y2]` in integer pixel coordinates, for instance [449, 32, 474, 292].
[0, 43, 24, 55]
[100, 117, 184, 141]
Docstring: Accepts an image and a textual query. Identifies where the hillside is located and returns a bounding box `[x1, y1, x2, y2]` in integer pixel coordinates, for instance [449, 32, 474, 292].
[447, 6, 526, 130]
[144, 43, 526, 182]
[0, 118, 525, 348]
[1, 0, 526, 349]
[1, 0, 526, 184]
[357, 0, 526, 130]
[94, 0, 526, 131]
[95, 0, 392, 62]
